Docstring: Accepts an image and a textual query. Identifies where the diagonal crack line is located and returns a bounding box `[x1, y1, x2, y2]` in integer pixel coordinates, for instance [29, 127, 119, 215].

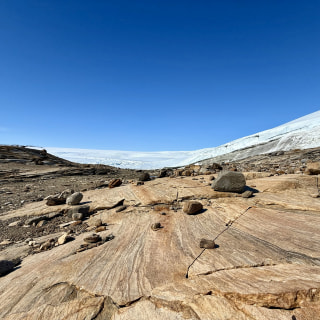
[196, 262, 279, 276]
[185, 206, 252, 278]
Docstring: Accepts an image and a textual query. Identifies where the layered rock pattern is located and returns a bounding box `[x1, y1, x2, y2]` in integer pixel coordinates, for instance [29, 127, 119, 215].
[0, 174, 320, 319]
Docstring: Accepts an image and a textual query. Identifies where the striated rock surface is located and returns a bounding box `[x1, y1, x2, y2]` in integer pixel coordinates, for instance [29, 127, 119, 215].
[0, 175, 320, 319]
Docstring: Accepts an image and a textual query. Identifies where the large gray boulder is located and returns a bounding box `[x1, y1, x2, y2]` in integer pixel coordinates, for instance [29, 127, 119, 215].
[211, 171, 246, 193]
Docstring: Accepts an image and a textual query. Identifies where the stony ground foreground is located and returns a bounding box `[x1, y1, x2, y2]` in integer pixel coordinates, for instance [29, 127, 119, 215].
[1, 164, 320, 319]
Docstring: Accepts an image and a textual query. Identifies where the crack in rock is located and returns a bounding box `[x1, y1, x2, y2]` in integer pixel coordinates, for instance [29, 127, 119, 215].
[195, 261, 278, 276]
[202, 287, 320, 310]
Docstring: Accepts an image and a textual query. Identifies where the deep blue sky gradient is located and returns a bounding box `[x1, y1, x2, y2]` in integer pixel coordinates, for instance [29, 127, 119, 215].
[1, 0, 319, 150]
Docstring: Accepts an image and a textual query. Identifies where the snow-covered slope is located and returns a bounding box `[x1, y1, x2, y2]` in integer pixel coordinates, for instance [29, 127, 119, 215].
[46, 111, 320, 169]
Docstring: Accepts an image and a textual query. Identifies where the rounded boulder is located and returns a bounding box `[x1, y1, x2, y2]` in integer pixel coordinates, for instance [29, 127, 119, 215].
[66, 192, 83, 205]
[211, 171, 246, 193]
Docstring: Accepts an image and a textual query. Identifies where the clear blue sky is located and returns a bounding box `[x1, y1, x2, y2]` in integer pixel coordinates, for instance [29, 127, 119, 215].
[1, 0, 319, 151]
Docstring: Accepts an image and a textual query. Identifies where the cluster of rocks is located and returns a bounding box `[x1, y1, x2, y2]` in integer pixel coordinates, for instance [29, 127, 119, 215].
[206, 149, 320, 175]
[152, 171, 251, 249]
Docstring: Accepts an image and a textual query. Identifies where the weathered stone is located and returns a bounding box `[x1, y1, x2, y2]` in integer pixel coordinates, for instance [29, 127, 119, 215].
[116, 205, 127, 212]
[182, 170, 192, 176]
[109, 179, 122, 188]
[46, 197, 66, 206]
[183, 201, 203, 215]
[151, 222, 162, 231]
[0, 260, 15, 276]
[200, 238, 216, 249]
[36, 220, 48, 227]
[242, 190, 254, 198]
[0, 240, 13, 245]
[46, 211, 63, 219]
[306, 162, 320, 175]
[95, 226, 106, 232]
[8, 220, 22, 227]
[138, 172, 150, 181]
[212, 171, 246, 193]
[72, 212, 84, 221]
[25, 215, 47, 226]
[84, 234, 101, 243]
[66, 192, 83, 205]
[57, 234, 74, 245]
[87, 217, 102, 227]
[44, 190, 74, 206]
[40, 239, 55, 250]
[2, 174, 320, 319]
[65, 205, 90, 218]
[70, 221, 82, 227]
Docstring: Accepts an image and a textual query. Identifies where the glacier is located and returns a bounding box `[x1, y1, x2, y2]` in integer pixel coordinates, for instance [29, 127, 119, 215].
[46, 110, 320, 169]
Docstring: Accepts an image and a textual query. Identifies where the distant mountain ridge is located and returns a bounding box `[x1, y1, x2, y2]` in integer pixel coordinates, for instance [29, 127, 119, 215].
[46, 111, 320, 169]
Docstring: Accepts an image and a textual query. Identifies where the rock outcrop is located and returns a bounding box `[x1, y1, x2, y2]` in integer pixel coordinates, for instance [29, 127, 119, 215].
[1, 174, 320, 319]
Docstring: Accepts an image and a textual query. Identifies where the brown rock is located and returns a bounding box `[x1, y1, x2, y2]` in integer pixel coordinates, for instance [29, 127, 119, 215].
[109, 179, 122, 188]
[138, 172, 150, 181]
[57, 234, 74, 245]
[70, 221, 82, 227]
[151, 222, 162, 231]
[87, 217, 102, 227]
[306, 162, 320, 175]
[95, 226, 106, 232]
[183, 201, 203, 215]
[116, 205, 127, 212]
[199, 238, 216, 249]
[84, 234, 102, 243]
[40, 239, 55, 250]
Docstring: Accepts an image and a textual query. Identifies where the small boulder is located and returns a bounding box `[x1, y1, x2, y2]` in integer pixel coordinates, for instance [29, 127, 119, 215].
[200, 239, 216, 249]
[87, 217, 102, 227]
[66, 192, 83, 205]
[138, 172, 150, 181]
[306, 162, 320, 175]
[151, 222, 162, 231]
[0, 260, 15, 276]
[183, 201, 203, 215]
[109, 179, 122, 188]
[84, 234, 101, 243]
[211, 171, 246, 193]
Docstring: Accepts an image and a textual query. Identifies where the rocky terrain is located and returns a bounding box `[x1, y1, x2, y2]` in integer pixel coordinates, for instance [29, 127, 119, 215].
[1, 145, 320, 319]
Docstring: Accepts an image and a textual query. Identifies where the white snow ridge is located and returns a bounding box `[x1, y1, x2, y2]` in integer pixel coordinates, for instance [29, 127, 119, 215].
[47, 111, 320, 169]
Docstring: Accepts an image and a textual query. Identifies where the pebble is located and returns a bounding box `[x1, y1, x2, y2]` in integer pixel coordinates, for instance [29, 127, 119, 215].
[0, 240, 13, 246]
[58, 234, 74, 245]
[95, 226, 106, 232]
[8, 220, 22, 227]
[84, 234, 102, 243]
[151, 222, 162, 231]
